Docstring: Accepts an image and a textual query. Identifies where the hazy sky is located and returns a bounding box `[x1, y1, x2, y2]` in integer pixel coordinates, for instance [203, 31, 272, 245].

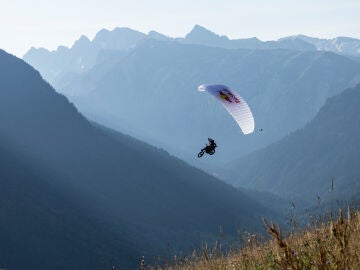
[1, 0, 359, 57]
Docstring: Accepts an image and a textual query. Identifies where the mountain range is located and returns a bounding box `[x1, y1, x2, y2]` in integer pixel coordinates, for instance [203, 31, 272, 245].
[280, 35, 360, 58]
[23, 25, 360, 89]
[22, 26, 360, 167]
[0, 49, 275, 269]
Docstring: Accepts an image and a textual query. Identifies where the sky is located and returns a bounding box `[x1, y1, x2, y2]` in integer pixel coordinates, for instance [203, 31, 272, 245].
[1, 0, 359, 57]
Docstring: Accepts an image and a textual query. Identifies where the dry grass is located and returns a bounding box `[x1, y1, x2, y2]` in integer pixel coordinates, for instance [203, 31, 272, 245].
[149, 210, 360, 270]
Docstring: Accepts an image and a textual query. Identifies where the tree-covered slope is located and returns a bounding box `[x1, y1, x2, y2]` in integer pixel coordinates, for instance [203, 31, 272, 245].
[0, 137, 139, 269]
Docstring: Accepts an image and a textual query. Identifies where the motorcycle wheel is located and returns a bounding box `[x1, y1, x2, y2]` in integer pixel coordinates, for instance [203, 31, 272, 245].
[198, 151, 204, 158]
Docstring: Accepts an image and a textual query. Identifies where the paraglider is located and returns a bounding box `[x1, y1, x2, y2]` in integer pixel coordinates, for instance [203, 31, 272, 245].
[196, 84, 255, 157]
[198, 84, 255, 135]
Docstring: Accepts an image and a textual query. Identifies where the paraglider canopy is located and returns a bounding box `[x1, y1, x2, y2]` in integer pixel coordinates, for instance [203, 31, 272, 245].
[198, 84, 255, 135]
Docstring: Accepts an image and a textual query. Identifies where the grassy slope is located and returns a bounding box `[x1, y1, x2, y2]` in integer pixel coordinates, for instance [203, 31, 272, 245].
[150, 210, 360, 269]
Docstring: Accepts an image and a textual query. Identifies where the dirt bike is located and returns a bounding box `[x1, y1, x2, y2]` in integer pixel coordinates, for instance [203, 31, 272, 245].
[197, 145, 216, 158]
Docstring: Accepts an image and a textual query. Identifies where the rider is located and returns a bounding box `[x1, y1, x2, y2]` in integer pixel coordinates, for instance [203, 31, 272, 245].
[208, 138, 217, 148]
[205, 137, 217, 152]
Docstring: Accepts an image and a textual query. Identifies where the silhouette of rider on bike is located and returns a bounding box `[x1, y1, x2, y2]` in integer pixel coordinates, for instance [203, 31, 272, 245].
[198, 138, 217, 157]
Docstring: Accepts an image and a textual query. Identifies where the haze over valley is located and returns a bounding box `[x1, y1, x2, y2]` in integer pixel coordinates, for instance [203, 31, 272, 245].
[1, 1, 360, 268]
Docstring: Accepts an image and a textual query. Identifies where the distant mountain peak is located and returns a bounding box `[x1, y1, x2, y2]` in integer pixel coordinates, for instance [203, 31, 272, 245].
[186, 24, 219, 38]
[92, 27, 146, 40]
[147, 30, 171, 41]
[72, 35, 91, 48]
[93, 28, 110, 41]
[56, 45, 70, 53]
[112, 26, 142, 33]
[26, 46, 50, 55]
[192, 24, 211, 32]
[74, 35, 90, 45]
[88, 27, 146, 52]
[185, 24, 229, 45]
